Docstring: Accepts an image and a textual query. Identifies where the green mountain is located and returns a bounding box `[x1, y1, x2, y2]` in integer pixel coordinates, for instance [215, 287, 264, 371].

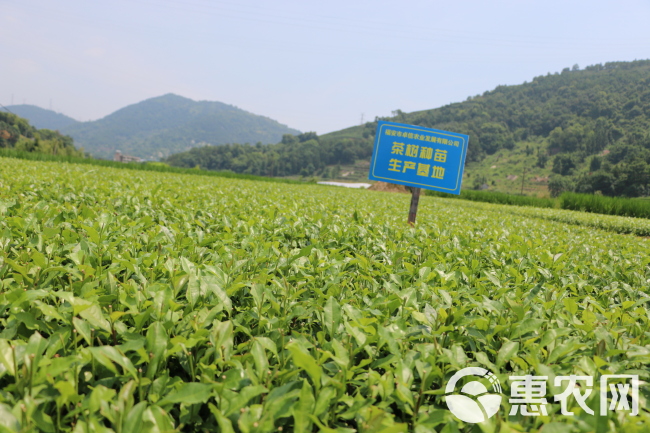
[0, 111, 84, 157]
[1, 105, 80, 131]
[58, 94, 301, 160]
[166, 60, 650, 197]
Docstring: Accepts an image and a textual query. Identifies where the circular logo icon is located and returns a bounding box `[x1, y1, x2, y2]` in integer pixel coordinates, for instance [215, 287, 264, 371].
[445, 367, 502, 423]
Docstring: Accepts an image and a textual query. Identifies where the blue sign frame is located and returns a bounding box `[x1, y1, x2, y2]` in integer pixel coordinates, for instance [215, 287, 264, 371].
[368, 121, 469, 195]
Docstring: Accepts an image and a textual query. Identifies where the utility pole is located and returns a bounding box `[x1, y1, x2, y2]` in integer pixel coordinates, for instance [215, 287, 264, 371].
[521, 165, 526, 195]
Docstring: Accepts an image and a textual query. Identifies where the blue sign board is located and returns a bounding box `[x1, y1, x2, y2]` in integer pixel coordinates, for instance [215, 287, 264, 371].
[368, 121, 469, 195]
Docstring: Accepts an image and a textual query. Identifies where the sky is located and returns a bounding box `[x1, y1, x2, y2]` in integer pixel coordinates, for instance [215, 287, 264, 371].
[2, 0, 650, 135]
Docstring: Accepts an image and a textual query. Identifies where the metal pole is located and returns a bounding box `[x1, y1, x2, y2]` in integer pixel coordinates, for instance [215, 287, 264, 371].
[408, 187, 421, 225]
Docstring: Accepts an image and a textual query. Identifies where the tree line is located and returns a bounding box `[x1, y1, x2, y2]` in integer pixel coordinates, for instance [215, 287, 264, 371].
[165, 132, 374, 177]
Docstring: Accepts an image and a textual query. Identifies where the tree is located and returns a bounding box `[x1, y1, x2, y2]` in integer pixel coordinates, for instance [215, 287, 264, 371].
[575, 171, 615, 195]
[479, 122, 514, 154]
[589, 156, 601, 171]
[552, 154, 577, 176]
[472, 175, 488, 190]
[549, 175, 574, 197]
[548, 124, 585, 153]
[619, 160, 650, 197]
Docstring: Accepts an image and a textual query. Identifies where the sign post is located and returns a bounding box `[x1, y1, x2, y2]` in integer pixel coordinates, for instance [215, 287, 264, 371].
[407, 187, 420, 225]
[368, 121, 469, 224]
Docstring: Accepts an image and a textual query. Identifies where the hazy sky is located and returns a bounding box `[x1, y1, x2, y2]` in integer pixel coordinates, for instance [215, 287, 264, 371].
[2, 0, 650, 134]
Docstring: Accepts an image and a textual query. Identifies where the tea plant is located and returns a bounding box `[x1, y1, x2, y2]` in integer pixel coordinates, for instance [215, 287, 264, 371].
[0, 157, 648, 432]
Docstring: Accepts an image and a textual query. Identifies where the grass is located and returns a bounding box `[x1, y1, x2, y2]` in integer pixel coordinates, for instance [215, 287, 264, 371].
[423, 188, 650, 221]
[560, 191, 650, 219]
[425, 188, 557, 208]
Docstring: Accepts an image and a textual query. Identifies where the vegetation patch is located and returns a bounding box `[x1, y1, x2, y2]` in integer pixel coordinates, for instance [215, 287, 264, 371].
[0, 157, 648, 432]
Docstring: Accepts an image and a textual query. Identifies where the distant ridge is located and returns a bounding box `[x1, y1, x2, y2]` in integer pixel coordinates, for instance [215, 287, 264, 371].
[1, 105, 80, 131]
[57, 94, 301, 160]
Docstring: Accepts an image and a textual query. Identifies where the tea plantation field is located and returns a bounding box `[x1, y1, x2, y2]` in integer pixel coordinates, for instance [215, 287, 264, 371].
[0, 157, 648, 432]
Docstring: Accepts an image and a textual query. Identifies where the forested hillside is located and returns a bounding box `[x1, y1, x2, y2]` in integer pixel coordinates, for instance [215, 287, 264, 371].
[60, 94, 301, 160]
[401, 60, 650, 197]
[1, 104, 80, 130]
[0, 111, 84, 157]
[167, 60, 650, 197]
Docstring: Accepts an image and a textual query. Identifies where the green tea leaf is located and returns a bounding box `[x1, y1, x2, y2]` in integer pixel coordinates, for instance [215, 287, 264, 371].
[287, 342, 322, 388]
[158, 382, 213, 406]
[496, 340, 519, 368]
[324, 296, 341, 338]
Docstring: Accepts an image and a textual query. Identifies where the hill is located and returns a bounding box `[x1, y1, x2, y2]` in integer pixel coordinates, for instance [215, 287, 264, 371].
[58, 94, 301, 160]
[1, 104, 80, 130]
[0, 111, 84, 157]
[165, 60, 650, 197]
[323, 60, 650, 196]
